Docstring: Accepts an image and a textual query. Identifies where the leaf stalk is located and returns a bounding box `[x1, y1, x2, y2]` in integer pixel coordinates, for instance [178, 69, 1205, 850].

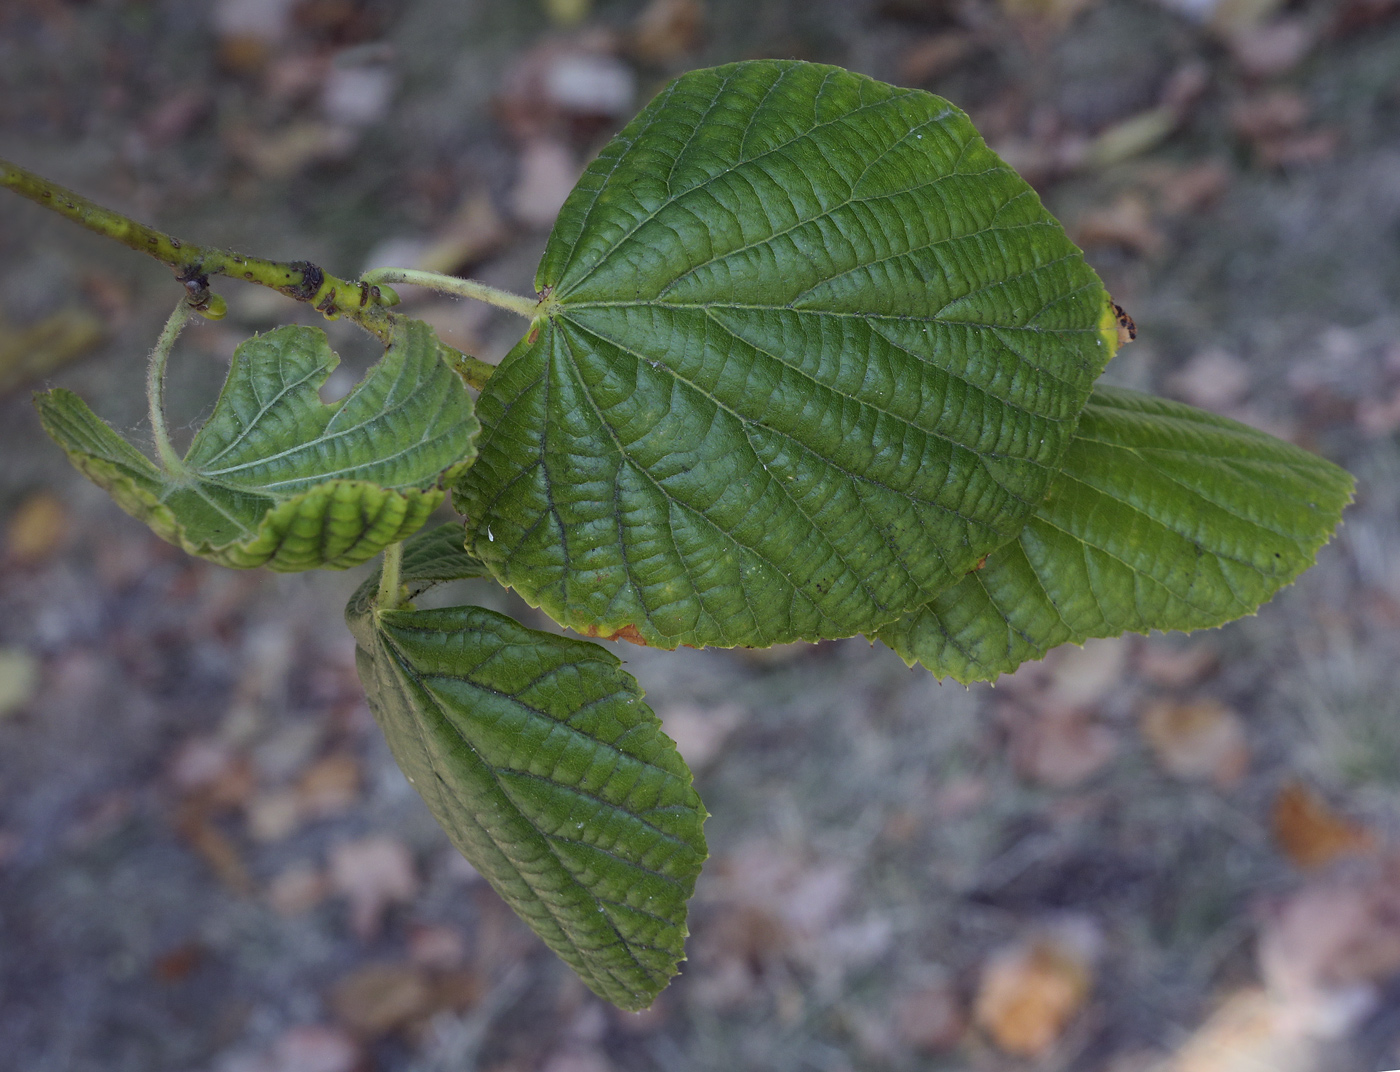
[146, 298, 195, 476]
[360, 267, 541, 320]
[378, 541, 405, 611]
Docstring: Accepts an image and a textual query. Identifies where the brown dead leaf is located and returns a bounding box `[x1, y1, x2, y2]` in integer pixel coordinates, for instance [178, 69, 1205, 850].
[510, 139, 581, 229]
[0, 307, 104, 396]
[0, 647, 38, 721]
[999, 0, 1100, 29]
[1046, 637, 1129, 709]
[1272, 782, 1376, 871]
[630, 0, 705, 63]
[175, 801, 254, 895]
[1258, 853, 1400, 1038]
[658, 701, 742, 770]
[5, 491, 70, 565]
[152, 942, 206, 983]
[1007, 704, 1120, 789]
[266, 864, 329, 916]
[296, 751, 361, 819]
[1231, 90, 1307, 139]
[1075, 193, 1165, 256]
[1229, 16, 1316, 77]
[974, 927, 1098, 1057]
[329, 836, 419, 939]
[899, 32, 975, 84]
[1161, 988, 1323, 1072]
[1137, 640, 1219, 687]
[415, 191, 509, 275]
[893, 979, 966, 1053]
[264, 1024, 361, 1072]
[1141, 699, 1249, 788]
[331, 963, 435, 1038]
[408, 923, 468, 970]
[1169, 348, 1251, 410]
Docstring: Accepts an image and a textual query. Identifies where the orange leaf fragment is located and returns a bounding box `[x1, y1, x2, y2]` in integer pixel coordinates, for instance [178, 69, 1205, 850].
[1272, 782, 1376, 871]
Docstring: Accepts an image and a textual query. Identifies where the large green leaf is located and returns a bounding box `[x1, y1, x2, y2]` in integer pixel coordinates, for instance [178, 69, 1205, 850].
[457, 59, 1119, 650]
[36, 318, 477, 571]
[876, 386, 1356, 683]
[346, 559, 706, 1010]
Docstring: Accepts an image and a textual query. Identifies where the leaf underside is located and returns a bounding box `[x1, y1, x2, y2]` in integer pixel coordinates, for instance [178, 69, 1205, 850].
[458, 59, 1118, 650]
[876, 386, 1356, 683]
[36, 318, 478, 571]
[346, 536, 706, 1010]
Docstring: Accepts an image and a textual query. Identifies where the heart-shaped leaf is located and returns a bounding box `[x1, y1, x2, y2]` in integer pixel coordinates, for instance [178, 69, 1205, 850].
[457, 59, 1118, 650]
[346, 557, 707, 1010]
[876, 386, 1355, 683]
[36, 317, 477, 571]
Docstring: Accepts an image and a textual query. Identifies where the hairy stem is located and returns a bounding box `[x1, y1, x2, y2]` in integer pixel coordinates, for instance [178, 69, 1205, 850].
[361, 268, 541, 320]
[147, 298, 195, 475]
[0, 156, 399, 341]
[378, 541, 405, 611]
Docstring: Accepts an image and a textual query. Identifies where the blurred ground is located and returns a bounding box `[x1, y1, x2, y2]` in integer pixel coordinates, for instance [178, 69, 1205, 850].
[2, 1, 1400, 1070]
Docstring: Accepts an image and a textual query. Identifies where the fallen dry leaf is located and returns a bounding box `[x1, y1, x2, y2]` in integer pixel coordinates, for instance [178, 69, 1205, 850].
[1258, 853, 1400, 1038]
[408, 922, 467, 970]
[659, 701, 742, 770]
[329, 836, 419, 939]
[1272, 782, 1376, 871]
[1006, 703, 1121, 789]
[265, 1024, 360, 1072]
[1169, 348, 1252, 410]
[296, 751, 361, 819]
[5, 491, 70, 565]
[893, 979, 966, 1053]
[1230, 89, 1307, 142]
[330, 962, 435, 1038]
[0, 648, 39, 720]
[0, 307, 104, 397]
[1046, 637, 1130, 709]
[1140, 698, 1249, 788]
[510, 139, 580, 228]
[974, 924, 1099, 1057]
[1229, 16, 1316, 77]
[630, 0, 705, 63]
[899, 32, 975, 84]
[1137, 640, 1219, 687]
[174, 801, 254, 895]
[266, 864, 329, 916]
[1160, 988, 1324, 1072]
[1075, 193, 1165, 256]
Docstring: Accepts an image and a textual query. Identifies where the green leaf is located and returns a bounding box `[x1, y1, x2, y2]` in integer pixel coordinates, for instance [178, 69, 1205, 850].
[397, 522, 488, 593]
[345, 580, 707, 1011]
[36, 318, 478, 571]
[457, 59, 1118, 650]
[876, 386, 1355, 683]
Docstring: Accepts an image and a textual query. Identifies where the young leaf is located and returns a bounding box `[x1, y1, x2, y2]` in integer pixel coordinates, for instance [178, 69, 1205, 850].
[876, 386, 1355, 683]
[396, 522, 487, 592]
[345, 578, 707, 1011]
[457, 59, 1119, 650]
[36, 318, 478, 571]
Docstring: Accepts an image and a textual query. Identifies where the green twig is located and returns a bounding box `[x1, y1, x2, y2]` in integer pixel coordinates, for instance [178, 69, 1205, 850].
[146, 298, 195, 475]
[0, 156, 400, 342]
[377, 541, 405, 611]
[361, 267, 542, 320]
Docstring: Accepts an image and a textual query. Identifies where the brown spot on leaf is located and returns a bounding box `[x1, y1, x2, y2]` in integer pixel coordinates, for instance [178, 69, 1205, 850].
[580, 623, 650, 646]
[1112, 301, 1137, 344]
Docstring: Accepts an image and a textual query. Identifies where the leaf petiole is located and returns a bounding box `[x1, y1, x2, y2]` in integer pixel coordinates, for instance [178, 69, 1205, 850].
[377, 540, 405, 611]
[360, 268, 542, 320]
[146, 298, 195, 476]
